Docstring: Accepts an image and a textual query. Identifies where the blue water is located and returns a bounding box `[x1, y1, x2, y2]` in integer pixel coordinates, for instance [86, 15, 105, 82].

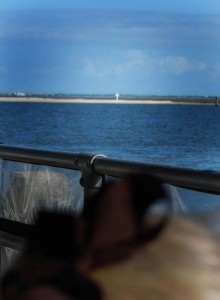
[0, 102, 220, 171]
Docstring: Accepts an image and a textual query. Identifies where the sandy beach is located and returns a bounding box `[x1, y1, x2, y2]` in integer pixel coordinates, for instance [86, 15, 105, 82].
[0, 97, 215, 105]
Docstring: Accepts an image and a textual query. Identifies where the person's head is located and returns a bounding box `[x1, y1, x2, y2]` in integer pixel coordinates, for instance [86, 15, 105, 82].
[90, 215, 220, 300]
[1, 175, 220, 300]
[81, 175, 220, 299]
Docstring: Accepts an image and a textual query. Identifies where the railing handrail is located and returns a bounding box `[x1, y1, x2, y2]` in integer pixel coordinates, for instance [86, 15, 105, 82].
[93, 157, 220, 194]
[0, 145, 220, 194]
[0, 144, 78, 169]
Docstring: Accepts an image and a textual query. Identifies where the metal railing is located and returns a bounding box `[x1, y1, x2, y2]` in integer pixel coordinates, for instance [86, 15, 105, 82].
[0, 144, 220, 195]
[0, 144, 220, 250]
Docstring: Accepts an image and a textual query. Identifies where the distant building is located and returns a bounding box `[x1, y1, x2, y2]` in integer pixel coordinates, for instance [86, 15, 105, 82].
[15, 92, 26, 97]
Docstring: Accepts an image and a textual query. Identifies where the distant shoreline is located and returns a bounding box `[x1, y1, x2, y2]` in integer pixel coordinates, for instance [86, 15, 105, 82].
[0, 96, 216, 105]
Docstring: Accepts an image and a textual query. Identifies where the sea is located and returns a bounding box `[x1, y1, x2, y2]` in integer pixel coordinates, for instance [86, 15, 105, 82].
[0, 101, 220, 170]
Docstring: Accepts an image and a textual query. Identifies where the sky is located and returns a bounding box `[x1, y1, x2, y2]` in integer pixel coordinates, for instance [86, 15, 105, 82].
[1, 0, 220, 96]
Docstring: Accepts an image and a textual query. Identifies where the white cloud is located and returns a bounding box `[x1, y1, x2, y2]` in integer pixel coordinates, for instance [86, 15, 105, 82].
[125, 50, 147, 67]
[158, 56, 190, 75]
[83, 51, 208, 79]
[157, 56, 207, 75]
[83, 49, 148, 77]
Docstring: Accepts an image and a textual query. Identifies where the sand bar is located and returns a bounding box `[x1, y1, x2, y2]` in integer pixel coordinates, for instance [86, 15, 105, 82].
[0, 97, 215, 105]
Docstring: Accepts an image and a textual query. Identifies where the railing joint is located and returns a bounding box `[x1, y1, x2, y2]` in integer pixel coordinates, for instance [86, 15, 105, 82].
[76, 152, 106, 202]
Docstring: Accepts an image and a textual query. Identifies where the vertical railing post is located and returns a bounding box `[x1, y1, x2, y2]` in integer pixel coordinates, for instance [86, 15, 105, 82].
[74, 153, 105, 203]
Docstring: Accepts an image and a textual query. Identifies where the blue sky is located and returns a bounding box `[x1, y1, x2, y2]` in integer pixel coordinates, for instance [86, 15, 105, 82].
[2, 0, 220, 14]
[1, 1, 220, 95]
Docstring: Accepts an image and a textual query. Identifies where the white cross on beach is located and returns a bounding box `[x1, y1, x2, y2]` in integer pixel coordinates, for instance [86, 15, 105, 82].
[115, 92, 119, 101]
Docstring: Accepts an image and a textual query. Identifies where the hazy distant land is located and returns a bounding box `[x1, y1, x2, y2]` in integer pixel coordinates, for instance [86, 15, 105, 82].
[0, 96, 218, 105]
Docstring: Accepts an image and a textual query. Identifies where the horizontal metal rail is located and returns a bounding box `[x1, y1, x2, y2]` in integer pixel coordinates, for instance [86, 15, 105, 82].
[93, 157, 220, 194]
[0, 144, 78, 170]
[0, 144, 220, 194]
